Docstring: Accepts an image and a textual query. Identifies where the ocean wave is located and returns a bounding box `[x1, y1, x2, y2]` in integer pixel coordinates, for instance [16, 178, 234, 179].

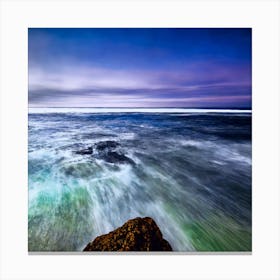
[28, 112, 252, 251]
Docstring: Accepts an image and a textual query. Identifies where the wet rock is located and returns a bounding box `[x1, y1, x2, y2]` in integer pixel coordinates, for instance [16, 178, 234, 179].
[83, 217, 172, 251]
[95, 140, 120, 151]
[75, 141, 134, 165]
[75, 147, 93, 155]
[94, 140, 134, 165]
[101, 151, 134, 164]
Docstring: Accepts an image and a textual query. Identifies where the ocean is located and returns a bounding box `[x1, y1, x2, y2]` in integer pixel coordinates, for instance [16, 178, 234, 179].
[28, 108, 252, 252]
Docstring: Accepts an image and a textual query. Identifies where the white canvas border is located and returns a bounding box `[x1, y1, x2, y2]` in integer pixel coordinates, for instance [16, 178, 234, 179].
[0, 0, 279, 279]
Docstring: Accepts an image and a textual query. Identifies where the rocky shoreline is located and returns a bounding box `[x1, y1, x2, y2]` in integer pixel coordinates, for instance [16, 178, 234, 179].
[83, 217, 172, 252]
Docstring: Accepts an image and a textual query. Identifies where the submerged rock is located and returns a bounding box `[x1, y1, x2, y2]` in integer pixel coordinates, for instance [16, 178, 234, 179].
[61, 162, 99, 178]
[94, 140, 134, 165]
[95, 140, 120, 151]
[101, 151, 134, 164]
[83, 217, 172, 251]
[74, 141, 134, 165]
[75, 147, 93, 155]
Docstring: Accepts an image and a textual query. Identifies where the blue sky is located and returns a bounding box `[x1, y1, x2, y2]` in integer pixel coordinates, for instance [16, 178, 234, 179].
[28, 28, 251, 108]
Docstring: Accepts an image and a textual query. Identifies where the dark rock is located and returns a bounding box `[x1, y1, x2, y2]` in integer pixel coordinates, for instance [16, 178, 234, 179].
[74, 141, 134, 165]
[94, 140, 134, 165]
[83, 217, 172, 251]
[95, 140, 120, 151]
[101, 151, 134, 165]
[75, 147, 93, 155]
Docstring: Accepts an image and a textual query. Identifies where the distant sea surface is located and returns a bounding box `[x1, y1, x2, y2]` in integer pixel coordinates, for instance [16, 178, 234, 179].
[28, 109, 252, 251]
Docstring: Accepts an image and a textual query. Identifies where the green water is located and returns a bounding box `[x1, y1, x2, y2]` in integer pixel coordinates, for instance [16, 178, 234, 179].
[28, 186, 94, 251]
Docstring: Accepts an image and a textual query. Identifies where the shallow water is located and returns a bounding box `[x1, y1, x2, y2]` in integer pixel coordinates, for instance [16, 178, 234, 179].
[28, 112, 251, 251]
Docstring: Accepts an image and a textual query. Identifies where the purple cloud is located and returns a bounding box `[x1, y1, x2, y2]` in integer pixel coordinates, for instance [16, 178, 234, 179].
[29, 62, 251, 108]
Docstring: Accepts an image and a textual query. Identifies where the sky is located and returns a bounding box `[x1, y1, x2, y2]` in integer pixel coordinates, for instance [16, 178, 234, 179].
[28, 28, 252, 108]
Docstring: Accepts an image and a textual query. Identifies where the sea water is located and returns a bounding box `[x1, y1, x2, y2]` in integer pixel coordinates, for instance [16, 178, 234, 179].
[28, 109, 252, 251]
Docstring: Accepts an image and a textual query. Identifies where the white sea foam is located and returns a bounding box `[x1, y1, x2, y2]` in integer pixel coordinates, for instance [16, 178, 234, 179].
[179, 140, 204, 147]
[29, 107, 252, 114]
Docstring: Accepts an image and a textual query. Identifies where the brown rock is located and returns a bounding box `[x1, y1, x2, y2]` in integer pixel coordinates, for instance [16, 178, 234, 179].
[83, 217, 172, 251]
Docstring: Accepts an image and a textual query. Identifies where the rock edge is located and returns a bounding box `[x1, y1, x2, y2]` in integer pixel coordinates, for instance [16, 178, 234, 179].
[83, 217, 172, 251]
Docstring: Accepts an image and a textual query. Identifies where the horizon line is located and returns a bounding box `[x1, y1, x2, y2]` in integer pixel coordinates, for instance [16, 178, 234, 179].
[28, 106, 252, 109]
[28, 107, 252, 114]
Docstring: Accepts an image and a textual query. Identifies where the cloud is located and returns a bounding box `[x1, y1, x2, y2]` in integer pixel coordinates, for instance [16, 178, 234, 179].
[29, 65, 154, 91]
[28, 63, 251, 108]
